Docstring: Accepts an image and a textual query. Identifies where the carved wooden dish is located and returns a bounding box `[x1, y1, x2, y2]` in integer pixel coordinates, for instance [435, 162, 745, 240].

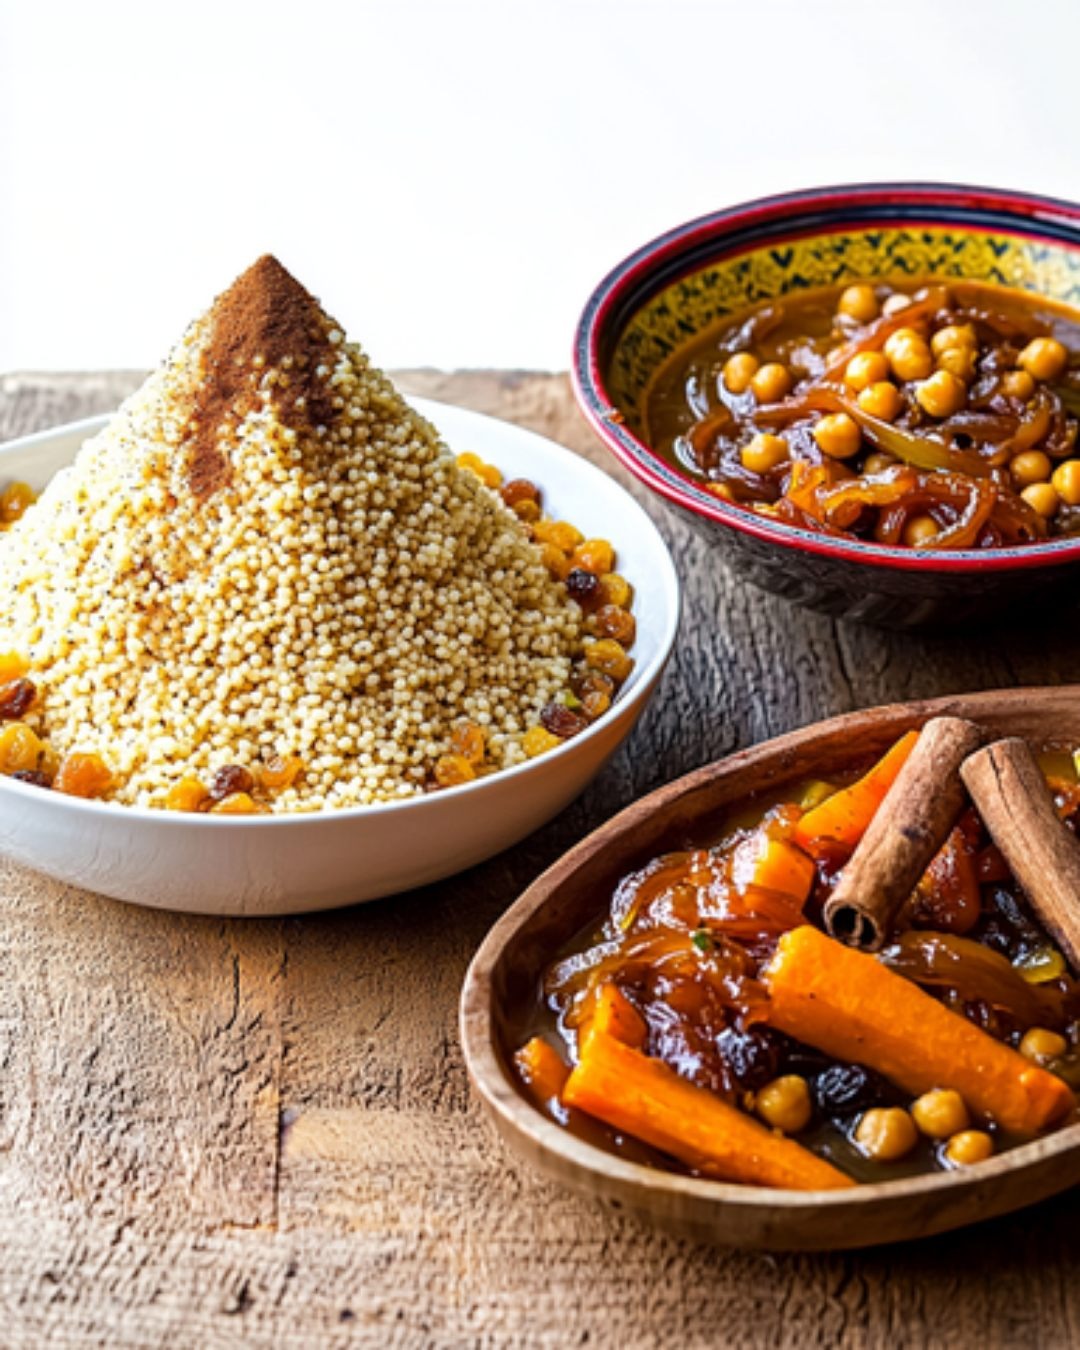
[460, 686, 1080, 1250]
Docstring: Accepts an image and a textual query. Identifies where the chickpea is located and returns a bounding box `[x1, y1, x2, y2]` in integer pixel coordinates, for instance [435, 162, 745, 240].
[1001, 369, 1036, 401]
[754, 1075, 813, 1134]
[1010, 450, 1053, 488]
[915, 369, 966, 418]
[1018, 336, 1068, 383]
[812, 412, 861, 460]
[936, 347, 978, 382]
[750, 362, 793, 403]
[943, 1130, 994, 1168]
[864, 451, 897, 474]
[1019, 1026, 1068, 1064]
[853, 1107, 919, 1162]
[882, 292, 913, 316]
[1021, 483, 1060, 518]
[884, 326, 923, 355]
[741, 432, 790, 474]
[1051, 459, 1080, 506]
[884, 330, 933, 382]
[843, 351, 891, 391]
[911, 1088, 970, 1140]
[838, 284, 880, 324]
[930, 323, 977, 357]
[903, 514, 940, 546]
[857, 381, 903, 422]
[723, 352, 760, 395]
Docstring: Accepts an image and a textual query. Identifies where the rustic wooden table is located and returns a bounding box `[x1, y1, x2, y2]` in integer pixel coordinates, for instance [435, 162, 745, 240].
[1, 370, 1078, 1348]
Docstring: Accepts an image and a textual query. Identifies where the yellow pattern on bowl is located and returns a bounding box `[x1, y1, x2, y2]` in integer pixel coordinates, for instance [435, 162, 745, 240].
[610, 225, 1080, 433]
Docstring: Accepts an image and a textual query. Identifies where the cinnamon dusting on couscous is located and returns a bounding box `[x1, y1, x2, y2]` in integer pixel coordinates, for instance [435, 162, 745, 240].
[0, 257, 584, 810]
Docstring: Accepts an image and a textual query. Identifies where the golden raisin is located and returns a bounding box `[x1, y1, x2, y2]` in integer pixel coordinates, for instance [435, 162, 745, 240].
[500, 478, 541, 509]
[534, 519, 584, 554]
[450, 721, 486, 766]
[165, 776, 210, 812]
[433, 754, 477, 787]
[581, 688, 612, 720]
[259, 754, 305, 791]
[38, 742, 59, 781]
[573, 667, 616, 719]
[522, 725, 563, 758]
[455, 452, 485, 475]
[572, 668, 616, 700]
[478, 463, 503, 490]
[512, 499, 541, 523]
[571, 539, 615, 576]
[539, 542, 570, 579]
[0, 722, 45, 775]
[585, 639, 634, 683]
[0, 481, 36, 527]
[596, 573, 633, 608]
[589, 604, 636, 646]
[0, 653, 29, 683]
[53, 752, 114, 799]
[209, 792, 264, 815]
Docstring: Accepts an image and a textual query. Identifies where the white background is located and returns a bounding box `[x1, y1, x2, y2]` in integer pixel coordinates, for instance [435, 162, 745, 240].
[2, 0, 1079, 374]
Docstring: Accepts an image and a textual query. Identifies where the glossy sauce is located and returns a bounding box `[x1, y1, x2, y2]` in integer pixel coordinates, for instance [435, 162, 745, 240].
[516, 748, 1080, 1185]
[644, 280, 1080, 547]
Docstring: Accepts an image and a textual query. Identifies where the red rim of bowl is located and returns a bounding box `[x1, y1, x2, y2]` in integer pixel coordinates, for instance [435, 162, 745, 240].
[572, 181, 1080, 575]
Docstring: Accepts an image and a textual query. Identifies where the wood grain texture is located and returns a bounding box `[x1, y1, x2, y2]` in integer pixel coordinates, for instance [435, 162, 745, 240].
[1, 371, 1078, 1347]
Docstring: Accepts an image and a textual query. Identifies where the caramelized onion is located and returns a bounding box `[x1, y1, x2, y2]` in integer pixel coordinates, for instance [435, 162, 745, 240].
[879, 931, 1072, 1029]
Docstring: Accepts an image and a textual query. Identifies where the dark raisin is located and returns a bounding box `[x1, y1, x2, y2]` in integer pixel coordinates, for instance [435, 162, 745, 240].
[12, 769, 51, 788]
[814, 1063, 890, 1117]
[972, 885, 1042, 960]
[974, 919, 1014, 958]
[565, 568, 600, 604]
[0, 678, 36, 721]
[540, 702, 589, 739]
[718, 1026, 782, 1091]
[209, 765, 255, 800]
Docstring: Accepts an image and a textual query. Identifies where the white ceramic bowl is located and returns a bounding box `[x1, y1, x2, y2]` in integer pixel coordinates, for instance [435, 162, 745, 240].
[0, 399, 680, 915]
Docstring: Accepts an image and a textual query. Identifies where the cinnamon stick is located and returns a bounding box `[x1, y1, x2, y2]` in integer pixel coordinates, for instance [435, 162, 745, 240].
[961, 738, 1080, 972]
[823, 717, 984, 950]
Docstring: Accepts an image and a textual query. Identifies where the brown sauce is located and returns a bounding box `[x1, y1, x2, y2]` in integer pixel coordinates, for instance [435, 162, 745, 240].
[514, 744, 1080, 1187]
[644, 280, 1080, 547]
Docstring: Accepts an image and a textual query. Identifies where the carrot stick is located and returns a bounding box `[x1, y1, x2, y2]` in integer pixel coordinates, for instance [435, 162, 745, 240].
[736, 835, 816, 910]
[563, 1028, 855, 1191]
[794, 730, 920, 856]
[588, 982, 647, 1047]
[763, 926, 1075, 1135]
[514, 1036, 570, 1110]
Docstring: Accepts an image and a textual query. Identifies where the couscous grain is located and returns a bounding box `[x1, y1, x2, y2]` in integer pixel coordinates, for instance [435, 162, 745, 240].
[0, 257, 634, 811]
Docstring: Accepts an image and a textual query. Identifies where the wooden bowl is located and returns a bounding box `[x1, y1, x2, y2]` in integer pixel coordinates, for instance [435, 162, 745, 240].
[460, 686, 1080, 1250]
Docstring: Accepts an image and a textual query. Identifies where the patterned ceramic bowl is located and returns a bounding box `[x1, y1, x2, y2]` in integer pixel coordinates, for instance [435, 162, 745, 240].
[573, 184, 1080, 626]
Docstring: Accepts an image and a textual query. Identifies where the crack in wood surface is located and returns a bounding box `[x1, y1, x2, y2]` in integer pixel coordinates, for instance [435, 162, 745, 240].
[1, 371, 1078, 1348]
